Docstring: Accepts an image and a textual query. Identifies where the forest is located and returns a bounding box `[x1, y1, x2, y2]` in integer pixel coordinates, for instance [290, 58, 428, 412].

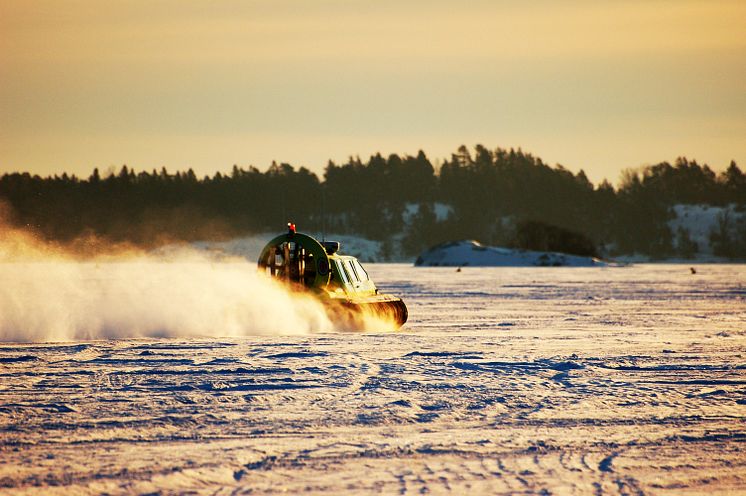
[1, 145, 744, 259]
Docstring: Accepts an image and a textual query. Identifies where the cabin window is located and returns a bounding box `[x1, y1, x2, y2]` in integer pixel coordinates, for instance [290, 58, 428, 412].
[344, 260, 360, 283]
[334, 260, 350, 285]
[352, 260, 369, 281]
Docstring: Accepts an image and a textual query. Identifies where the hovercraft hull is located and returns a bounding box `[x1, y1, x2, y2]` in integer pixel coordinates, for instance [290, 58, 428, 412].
[326, 298, 408, 330]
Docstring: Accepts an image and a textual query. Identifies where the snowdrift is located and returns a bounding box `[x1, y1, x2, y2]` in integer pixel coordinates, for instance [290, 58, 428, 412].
[415, 240, 606, 267]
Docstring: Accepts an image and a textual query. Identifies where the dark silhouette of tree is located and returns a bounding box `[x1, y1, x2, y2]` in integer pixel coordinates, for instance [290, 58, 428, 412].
[722, 161, 745, 204]
[675, 227, 699, 259]
[709, 211, 736, 258]
[402, 202, 446, 256]
[512, 220, 598, 258]
[0, 145, 743, 258]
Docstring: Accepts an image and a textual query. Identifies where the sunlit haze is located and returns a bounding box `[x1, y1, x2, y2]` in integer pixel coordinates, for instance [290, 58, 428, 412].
[1, 0, 744, 184]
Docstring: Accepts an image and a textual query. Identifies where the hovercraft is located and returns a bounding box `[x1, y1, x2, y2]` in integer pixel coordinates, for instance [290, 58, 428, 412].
[258, 224, 408, 329]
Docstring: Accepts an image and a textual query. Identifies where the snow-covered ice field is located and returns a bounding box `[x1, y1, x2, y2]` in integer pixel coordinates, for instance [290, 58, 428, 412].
[1, 264, 745, 494]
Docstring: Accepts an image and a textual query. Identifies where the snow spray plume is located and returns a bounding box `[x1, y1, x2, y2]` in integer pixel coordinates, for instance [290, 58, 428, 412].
[0, 201, 148, 261]
[0, 218, 338, 342]
[341, 303, 401, 334]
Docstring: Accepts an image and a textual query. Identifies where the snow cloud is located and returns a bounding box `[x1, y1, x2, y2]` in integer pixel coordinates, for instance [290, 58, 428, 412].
[0, 219, 338, 342]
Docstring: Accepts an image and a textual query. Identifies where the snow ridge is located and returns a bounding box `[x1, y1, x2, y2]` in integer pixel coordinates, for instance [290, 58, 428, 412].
[415, 240, 606, 267]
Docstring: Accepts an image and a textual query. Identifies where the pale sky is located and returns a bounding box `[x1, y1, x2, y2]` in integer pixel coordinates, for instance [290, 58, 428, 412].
[1, 0, 745, 184]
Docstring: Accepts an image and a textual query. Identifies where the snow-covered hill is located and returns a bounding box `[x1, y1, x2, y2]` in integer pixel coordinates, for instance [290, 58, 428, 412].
[415, 240, 606, 267]
[669, 203, 744, 257]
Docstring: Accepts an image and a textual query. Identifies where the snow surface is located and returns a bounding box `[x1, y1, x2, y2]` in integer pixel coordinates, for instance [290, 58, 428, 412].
[0, 263, 745, 494]
[416, 239, 606, 267]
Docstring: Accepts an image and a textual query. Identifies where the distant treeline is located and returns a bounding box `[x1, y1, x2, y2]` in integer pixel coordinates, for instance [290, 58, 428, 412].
[1, 145, 744, 258]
